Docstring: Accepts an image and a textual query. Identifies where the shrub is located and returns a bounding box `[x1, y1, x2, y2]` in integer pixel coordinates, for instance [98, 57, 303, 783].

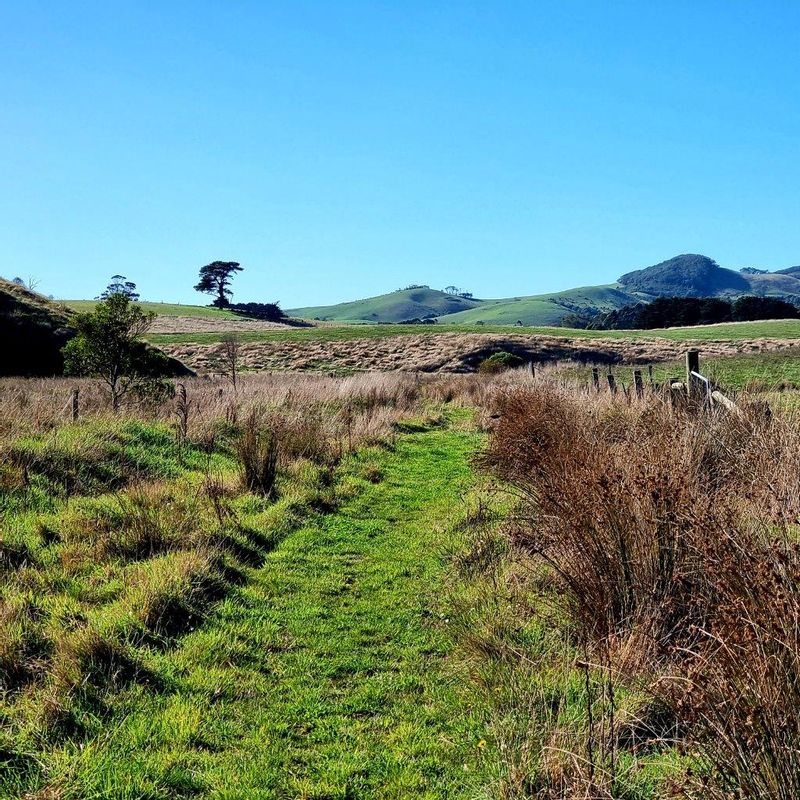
[229, 301, 286, 322]
[478, 352, 525, 374]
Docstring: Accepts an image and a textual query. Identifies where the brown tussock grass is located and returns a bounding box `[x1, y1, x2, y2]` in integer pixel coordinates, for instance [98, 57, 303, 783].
[481, 382, 800, 797]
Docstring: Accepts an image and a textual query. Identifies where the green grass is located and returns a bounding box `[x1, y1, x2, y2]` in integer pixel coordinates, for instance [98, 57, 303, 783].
[559, 349, 800, 392]
[0, 415, 364, 798]
[146, 323, 526, 345]
[0, 405, 700, 797]
[287, 285, 644, 326]
[30, 417, 489, 798]
[439, 284, 639, 326]
[288, 287, 482, 323]
[613, 318, 800, 341]
[146, 317, 800, 347]
[64, 300, 239, 318]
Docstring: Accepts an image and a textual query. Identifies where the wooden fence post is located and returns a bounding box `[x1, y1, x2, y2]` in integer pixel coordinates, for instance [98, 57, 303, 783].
[592, 367, 600, 392]
[686, 349, 701, 399]
[647, 364, 654, 388]
[633, 369, 644, 398]
[71, 388, 79, 421]
[606, 372, 617, 394]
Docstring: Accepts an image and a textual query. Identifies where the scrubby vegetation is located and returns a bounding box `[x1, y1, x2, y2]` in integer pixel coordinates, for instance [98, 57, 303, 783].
[458, 378, 800, 797]
[478, 351, 525, 373]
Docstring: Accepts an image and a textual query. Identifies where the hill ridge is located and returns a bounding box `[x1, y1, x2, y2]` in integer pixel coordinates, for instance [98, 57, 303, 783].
[286, 253, 800, 326]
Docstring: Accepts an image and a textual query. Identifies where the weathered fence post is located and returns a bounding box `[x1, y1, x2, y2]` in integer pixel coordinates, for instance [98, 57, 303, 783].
[606, 372, 617, 394]
[71, 388, 79, 421]
[633, 369, 644, 398]
[175, 383, 189, 446]
[591, 367, 600, 392]
[647, 364, 654, 388]
[686, 349, 701, 399]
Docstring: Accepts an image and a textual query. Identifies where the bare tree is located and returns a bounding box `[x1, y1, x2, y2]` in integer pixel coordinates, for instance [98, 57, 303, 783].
[217, 333, 241, 393]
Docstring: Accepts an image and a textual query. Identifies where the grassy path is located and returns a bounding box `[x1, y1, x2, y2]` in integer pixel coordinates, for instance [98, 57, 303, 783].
[59, 422, 487, 799]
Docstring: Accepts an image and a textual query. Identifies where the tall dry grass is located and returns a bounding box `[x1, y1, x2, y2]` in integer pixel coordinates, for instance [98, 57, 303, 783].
[482, 382, 800, 797]
[0, 369, 538, 458]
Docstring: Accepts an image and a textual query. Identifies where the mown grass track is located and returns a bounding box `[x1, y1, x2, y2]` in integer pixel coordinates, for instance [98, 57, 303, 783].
[47, 418, 489, 799]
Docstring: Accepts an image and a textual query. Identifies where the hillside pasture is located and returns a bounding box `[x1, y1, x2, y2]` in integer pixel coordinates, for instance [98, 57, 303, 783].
[438, 284, 640, 325]
[64, 300, 241, 318]
[547, 347, 800, 393]
[287, 286, 483, 323]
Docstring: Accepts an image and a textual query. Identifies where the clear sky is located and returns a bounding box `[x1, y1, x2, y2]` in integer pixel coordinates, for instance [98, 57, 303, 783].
[2, 1, 799, 307]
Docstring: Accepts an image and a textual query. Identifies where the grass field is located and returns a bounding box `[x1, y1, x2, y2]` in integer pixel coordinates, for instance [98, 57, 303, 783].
[64, 300, 239, 318]
[0, 374, 509, 798]
[438, 284, 640, 326]
[146, 318, 800, 347]
[551, 349, 800, 393]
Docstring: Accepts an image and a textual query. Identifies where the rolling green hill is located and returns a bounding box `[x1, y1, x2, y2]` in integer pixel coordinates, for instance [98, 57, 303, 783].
[286, 254, 800, 327]
[439, 285, 641, 326]
[287, 285, 641, 326]
[618, 254, 800, 298]
[287, 287, 482, 323]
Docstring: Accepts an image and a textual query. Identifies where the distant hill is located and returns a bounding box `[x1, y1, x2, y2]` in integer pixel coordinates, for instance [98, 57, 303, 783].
[618, 254, 751, 297]
[285, 254, 800, 327]
[437, 285, 640, 326]
[287, 287, 482, 323]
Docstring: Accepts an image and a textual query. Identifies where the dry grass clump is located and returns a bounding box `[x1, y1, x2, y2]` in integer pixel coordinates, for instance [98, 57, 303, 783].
[666, 527, 800, 800]
[481, 383, 800, 796]
[237, 412, 279, 497]
[58, 484, 205, 562]
[0, 595, 48, 690]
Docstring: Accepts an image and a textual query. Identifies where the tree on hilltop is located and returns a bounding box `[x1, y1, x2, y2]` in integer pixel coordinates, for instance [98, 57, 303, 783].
[195, 261, 243, 308]
[98, 275, 140, 300]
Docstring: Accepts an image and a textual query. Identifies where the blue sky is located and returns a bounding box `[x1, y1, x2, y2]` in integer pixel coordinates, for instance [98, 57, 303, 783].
[2, 1, 799, 307]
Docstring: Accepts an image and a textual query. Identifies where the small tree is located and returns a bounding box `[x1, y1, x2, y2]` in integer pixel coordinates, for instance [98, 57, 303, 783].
[194, 261, 243, 308]
[62, 294, 167, 411]
[12, 276, 39, 290]
[98, 275, 140, 301]
[217, 332, 241, 393]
